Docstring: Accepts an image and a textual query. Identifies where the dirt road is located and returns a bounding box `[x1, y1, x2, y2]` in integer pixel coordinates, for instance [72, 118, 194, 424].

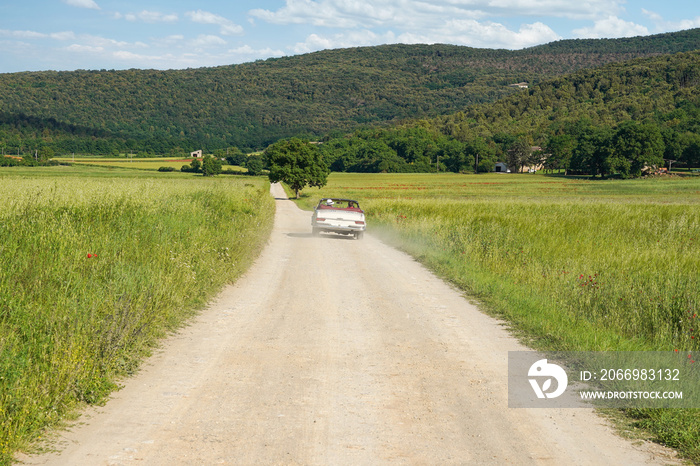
[25, 183, 676, 465]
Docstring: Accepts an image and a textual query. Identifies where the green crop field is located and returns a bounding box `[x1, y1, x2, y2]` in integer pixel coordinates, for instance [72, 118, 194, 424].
[3, 167, 699, 463]
[295, 172, 700, 462]
[305, 173, 700, 352]
[0, 166, 274, 463]
[52, 157, 247, 172]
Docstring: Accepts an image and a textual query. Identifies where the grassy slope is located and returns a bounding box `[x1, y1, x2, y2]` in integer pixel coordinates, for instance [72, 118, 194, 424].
[294, 172, 700, 463]
[0, 166, 274, 464]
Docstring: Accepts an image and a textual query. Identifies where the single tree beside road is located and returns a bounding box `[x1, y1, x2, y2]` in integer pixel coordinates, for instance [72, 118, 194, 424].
[264, 138, 329, 198]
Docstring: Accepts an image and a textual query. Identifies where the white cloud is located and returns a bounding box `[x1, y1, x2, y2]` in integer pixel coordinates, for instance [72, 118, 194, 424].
[113, 50, 156, 61]
[50, 31, 77, 41]
[573, 16, 649, 39]
[250, 0, 624, 28]
[66, 44, 104, 53]
[432, 20, 561, 49]
[253, 0, 617, 51]
[485, 0, 621, 19]
[62, 0, 100, 10]
[641, 9, 664, 23]
[0, 29, 46, 39]
[186, 10, 244, 36]
[229, 45, 286, 57]
[641, 9, 700, 33]
[0, 29, 77, 42]
[674, 17, 700, 30]
[251, 0, 396, 28]
[190, 34, 228, 48]
[58, 34, 142, 58]
[290, 18, 559, 53]
[292, 30, 396, 54]
[81, 35, 129, 48]
[152, 35, 185, 47]
[124, 11, 178, 23]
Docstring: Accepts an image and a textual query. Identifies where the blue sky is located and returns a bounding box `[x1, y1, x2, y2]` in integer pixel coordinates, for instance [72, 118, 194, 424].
[1, 0, 699, 73]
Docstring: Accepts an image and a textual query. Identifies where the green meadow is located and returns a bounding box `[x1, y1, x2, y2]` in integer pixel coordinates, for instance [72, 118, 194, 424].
[296, 172, 700, 462]
[298, 172, 700, 352]
[2, 166, 699, 463]
[0, 166, 274, 463]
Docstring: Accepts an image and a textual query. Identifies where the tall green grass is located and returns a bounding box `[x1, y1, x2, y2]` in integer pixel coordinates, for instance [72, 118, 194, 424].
[369, 199, 699, 352]
[301, 173, 700, 353]
[0, 170, 274, 463]
[299, 172, 700, 462]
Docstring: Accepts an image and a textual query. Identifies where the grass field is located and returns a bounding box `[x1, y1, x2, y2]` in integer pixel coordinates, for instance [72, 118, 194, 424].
[2, 166, 698, 463]
[296, 172, 699, 352]
[294, 172, 700, 462]
[0, 166, 274, 464]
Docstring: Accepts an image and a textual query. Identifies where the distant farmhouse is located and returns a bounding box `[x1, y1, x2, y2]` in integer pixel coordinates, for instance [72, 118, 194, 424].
[190, 150, 203, 158]
[495, 146, 545, 173]
[495, 162, 509, 173]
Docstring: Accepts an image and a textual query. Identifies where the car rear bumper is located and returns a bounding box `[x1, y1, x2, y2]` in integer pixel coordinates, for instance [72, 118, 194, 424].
[313, 222, 365, 233]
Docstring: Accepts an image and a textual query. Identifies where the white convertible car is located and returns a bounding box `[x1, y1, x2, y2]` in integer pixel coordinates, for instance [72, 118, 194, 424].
[311, 198, 366, 240]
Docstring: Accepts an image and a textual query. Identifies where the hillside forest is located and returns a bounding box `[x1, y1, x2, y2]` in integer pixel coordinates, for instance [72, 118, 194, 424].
[319, 51, 700, 177]
[1, 29, 700, 175]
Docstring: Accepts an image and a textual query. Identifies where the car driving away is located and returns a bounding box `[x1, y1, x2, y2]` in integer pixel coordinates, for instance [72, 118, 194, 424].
[311, 198, 366, 240]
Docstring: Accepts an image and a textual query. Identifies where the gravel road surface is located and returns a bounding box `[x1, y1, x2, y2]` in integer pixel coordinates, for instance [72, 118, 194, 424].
[23, 183, 677, 465]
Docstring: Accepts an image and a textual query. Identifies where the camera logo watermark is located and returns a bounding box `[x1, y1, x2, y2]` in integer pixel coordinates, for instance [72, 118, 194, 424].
[528, 359, 568, 399]
[509, 351, 699, 408]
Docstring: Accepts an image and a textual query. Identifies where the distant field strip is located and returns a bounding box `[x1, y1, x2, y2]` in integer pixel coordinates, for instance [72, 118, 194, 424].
[61, 157, 246, 172]
[0, 171, 274, 463]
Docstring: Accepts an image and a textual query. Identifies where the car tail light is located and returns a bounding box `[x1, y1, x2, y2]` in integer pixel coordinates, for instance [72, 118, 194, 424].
[355, 220, 365, 225]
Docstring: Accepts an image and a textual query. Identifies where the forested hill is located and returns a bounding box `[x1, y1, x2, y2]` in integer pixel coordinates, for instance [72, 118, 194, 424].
[429, 50, 700, 141]
[317, 50, 700, 176]
[1, 28, 700, 155]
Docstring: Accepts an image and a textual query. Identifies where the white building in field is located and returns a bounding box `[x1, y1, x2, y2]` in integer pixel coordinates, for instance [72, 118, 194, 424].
[495, 162, 509, 173]
[190, 150, 203, 158]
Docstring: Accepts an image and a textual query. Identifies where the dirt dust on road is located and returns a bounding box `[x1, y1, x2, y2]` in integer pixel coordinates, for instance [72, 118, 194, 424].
[23, 183, 678, 465]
